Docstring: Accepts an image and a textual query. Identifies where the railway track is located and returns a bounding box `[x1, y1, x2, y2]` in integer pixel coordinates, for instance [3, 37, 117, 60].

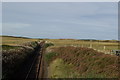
[24, 41, 45, 80]
[10, 41, 45, 80]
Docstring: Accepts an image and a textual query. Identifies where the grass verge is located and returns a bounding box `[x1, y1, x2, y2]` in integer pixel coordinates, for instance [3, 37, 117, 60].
[48, 58, 80, 78]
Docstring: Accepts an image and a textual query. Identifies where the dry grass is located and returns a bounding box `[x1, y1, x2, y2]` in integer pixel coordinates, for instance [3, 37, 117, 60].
[45, 39, 119, 54]
[1, 36, 119, 53]
[1, 36, 38, 46]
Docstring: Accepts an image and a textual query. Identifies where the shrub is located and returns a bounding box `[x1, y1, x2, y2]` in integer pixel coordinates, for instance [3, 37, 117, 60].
[44, 43, 54, 48]
[23, 41, 38, 49]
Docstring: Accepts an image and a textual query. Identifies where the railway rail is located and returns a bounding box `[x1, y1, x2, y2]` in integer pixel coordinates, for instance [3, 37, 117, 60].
[25, 41, 45, 80]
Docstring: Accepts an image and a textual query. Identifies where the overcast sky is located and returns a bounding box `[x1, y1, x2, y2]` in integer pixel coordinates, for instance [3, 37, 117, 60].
[2, 2, 118, 40]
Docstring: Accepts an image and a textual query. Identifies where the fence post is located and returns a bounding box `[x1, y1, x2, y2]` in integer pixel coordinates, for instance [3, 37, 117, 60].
[90, 44, 92, 48]
[104, 46, 106, 51]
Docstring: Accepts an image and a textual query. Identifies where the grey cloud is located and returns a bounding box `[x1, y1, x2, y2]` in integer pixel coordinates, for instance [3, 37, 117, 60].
[2, 2, 118, 40]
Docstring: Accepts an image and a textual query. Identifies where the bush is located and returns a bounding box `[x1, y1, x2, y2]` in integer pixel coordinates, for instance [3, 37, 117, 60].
[44, 43, 54, 48]
[23, 41, 38, 49]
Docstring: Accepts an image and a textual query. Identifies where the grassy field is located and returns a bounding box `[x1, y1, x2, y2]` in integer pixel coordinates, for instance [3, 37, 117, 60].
[1, 35, 119, 54]
[1, 35, 120, 55]
[45, 39, 119, 54]
[1, 36, 39, 46]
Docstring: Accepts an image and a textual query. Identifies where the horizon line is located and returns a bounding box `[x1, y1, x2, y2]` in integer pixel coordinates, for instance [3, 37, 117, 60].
[0, 35, 118, 41]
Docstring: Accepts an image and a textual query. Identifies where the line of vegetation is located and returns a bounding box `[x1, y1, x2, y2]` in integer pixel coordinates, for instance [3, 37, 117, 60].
[45, 46, 119, 78]
[2, 45, 22, 50]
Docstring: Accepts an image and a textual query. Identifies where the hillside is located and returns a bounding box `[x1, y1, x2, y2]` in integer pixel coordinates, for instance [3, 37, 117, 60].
[45, 46, 119, 78]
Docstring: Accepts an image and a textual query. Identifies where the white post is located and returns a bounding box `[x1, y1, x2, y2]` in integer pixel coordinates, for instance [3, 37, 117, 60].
[90, 40, 92, 48]
[90, 44, 92, 48]
[104, 46, 106, 51]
